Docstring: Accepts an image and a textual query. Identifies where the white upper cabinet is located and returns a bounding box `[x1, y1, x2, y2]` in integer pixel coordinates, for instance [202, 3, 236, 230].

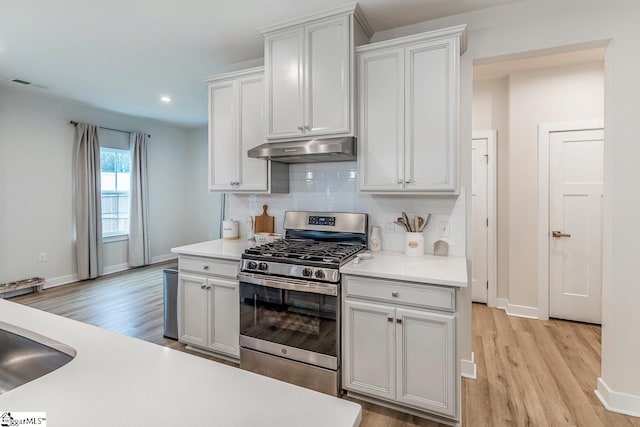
[206, 67, 288, 193]
[260, 4, 372, 142]
[357, 25, 466, 194]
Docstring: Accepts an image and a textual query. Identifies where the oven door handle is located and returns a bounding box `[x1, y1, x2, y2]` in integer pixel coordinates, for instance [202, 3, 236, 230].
[237, 272, 338, 296]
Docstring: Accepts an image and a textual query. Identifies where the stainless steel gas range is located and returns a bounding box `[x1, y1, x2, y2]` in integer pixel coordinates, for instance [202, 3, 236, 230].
[237, 211, 368, 396]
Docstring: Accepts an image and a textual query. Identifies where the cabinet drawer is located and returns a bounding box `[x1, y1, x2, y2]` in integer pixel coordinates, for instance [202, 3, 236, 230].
[343, 276, 455, 312]
[179, 256, 238, 279]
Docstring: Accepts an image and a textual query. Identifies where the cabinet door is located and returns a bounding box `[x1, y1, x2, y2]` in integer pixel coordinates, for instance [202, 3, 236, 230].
[266, 27, 305, 139]
[178, 274, 208, 347]
[343, 300, 396, 399]
[395, 308, 456, 417]
[357, 48, 405, 191]
[304, 15, 350, 136]
[209, 81, 237, 191]
[237, 75, 268, 192]
[404, 38, 458, 192]
[208, 278, 240, 357]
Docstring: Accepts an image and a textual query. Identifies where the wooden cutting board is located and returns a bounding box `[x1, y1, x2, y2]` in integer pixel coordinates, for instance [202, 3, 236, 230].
[254, 205, 275, 234]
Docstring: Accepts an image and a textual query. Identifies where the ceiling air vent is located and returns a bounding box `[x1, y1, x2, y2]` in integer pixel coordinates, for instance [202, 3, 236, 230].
[11, 78, 32, 85]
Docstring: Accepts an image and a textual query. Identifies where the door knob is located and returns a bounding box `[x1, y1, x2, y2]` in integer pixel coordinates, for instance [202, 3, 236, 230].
[552, 231, 571, 238]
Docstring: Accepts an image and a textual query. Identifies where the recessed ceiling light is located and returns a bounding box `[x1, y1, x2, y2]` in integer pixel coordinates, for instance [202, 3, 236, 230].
[160, 96, 171, 103]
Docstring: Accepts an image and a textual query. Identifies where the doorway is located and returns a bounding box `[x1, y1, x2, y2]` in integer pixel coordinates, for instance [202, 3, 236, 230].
[473, 47, 604, 320]
[538, 121, 604, 324]
[471, 131, 497, 307]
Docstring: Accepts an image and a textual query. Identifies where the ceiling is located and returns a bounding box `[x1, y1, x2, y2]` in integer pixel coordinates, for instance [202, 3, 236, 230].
[0, 0, 522, 127]
[474, 48, 605, 81]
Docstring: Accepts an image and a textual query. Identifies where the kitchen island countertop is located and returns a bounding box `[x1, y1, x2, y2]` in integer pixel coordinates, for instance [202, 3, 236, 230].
[0, 299, 361, 427]
[171, 238, 248, 260]
[340, 251, 468, 287]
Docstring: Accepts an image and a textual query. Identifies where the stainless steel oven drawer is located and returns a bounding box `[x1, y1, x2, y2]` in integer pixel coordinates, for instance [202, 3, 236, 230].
[241, 347, 340, 396]
[343, 275, 455, 312]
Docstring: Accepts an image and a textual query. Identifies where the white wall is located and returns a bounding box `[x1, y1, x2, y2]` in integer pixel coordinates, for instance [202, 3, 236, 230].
[0, 85, 219, 286]
[373, 0, 640, 411]
[472, 77, 509, 300]
[226, 162, 465, 256]
[185, 127, 223, 243]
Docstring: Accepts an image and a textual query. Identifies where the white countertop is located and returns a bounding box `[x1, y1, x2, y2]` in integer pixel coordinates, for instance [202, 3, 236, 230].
[340, 251, 468, 287]
[0, 300, 361, 427]
[171, 239, 248, 260]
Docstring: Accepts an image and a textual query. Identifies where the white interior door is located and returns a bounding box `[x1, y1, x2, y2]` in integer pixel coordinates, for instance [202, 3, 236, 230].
[549, 128, 603, 324]
[472, 137, 488, 303]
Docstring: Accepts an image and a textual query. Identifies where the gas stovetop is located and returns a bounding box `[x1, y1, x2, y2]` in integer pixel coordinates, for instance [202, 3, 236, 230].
[243, 239, 365, 266]
[239, 211, 368, 283]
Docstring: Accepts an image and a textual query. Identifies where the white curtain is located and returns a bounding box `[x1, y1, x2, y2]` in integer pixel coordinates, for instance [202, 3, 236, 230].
[128, 132, 150, 267]
[74, 123, 103, 280]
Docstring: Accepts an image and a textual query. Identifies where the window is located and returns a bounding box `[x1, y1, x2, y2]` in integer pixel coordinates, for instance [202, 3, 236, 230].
[100, 147, 131, 238]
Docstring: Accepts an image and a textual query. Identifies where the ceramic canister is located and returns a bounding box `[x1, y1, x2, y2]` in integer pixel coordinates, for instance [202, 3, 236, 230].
[222, 219, 239, 240]
[404, 232, 424, 256]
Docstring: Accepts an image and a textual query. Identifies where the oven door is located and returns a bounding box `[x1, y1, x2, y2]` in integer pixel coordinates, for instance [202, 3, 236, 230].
[238, 273, 339, 370]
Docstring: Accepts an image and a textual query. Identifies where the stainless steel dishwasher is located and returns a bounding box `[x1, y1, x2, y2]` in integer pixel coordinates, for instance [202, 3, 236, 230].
[163, 266, 179, 340]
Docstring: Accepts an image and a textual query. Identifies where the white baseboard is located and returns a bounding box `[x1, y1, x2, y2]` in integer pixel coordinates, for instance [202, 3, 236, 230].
[496, 298, 539, 319]
[103, 263, 129, 275]
[40, 253, 176, 291]
[152, 253, 178, 264]
[596, 377, 640, 417]
[461, 352, 477, 380]
[44, 273, 79, 289]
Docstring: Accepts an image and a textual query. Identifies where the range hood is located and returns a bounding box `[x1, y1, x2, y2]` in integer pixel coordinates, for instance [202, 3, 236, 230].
[247, 137, 356, 164]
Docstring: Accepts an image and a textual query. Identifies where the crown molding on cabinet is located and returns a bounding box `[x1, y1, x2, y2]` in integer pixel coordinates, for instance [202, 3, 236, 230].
[257, 2, 373, 38]
[356, 24, 468, 55]
[203, 66, 265, 83]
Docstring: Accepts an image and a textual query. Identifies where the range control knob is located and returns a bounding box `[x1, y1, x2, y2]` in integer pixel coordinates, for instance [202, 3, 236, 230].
[258, 262, 268, 271]
[315, 270, 325, 279]
[302, 268, 313, 277]
[246, 261, 258, 270]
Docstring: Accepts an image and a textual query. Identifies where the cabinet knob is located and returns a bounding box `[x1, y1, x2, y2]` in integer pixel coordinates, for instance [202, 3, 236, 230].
[397, 179, 403, 184]
[405, 180, 411, 184]
[387, 317, 394, 322]
[304, 125, 311, 130]
[396, 318, 403, 324]
[391, 292, 398, 297]
[206, 285, 211, 290]
[203, 265, 209, 270]
[297, 126, 303, 131]
[200, 284, 206, 290]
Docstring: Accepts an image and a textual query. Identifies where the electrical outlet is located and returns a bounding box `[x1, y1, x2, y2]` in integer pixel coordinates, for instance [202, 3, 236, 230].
[38, 252, 47, 262]
[438, 220, 451, 237]
[385, 218, 395, 233]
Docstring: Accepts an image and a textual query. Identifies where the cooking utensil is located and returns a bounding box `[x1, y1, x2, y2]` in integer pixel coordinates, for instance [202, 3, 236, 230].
[254, 205, 275, 234]
[396, 217, 409, 232]
[414, 216, 419, 233]
[419, 213, 432, 232]
[402, 212, 411, 232]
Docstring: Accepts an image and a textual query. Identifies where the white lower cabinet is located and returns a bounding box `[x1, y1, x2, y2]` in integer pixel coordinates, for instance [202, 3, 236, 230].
[343, 275, 457, 419]
[178, 271, 239, 359]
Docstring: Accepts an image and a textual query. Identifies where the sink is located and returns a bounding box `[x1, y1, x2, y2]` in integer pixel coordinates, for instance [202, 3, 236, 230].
[0, 322, 76, 394]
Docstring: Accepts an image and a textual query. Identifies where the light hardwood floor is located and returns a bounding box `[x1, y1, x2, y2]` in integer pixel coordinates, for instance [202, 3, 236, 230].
[10, 263, 640, 427]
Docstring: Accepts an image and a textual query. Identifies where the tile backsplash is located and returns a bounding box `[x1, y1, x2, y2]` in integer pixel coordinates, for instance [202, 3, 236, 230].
[225, 162, 465, 256]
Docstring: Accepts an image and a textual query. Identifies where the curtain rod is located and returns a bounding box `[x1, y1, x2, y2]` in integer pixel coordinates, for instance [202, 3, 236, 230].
[69, 121, 151, 138]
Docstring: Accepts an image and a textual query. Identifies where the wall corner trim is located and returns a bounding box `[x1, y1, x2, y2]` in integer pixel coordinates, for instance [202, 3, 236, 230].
[461, 352, 477, 380]
[497, 298, 539, 319]
[596, 377, 640, 417]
